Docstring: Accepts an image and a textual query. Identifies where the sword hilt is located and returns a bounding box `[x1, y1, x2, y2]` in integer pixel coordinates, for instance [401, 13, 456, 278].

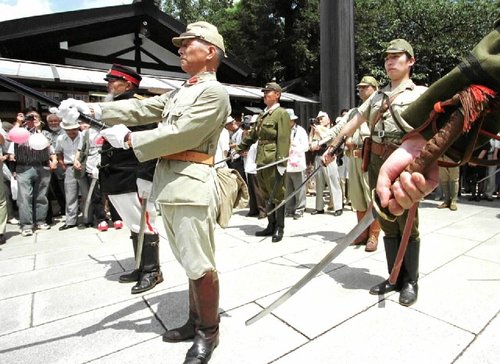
[374, 85, 496, 221]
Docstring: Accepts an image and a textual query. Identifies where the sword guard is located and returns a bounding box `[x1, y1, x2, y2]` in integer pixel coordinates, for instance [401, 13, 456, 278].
[371, 189, 397, 222]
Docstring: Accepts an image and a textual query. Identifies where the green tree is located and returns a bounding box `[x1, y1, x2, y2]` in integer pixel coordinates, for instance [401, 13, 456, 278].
[354, 0, 498, 86]
[158, 0, 498, 95]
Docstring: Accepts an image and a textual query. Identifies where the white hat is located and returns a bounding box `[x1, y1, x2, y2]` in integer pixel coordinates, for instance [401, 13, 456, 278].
[286, 108, 298, 120]
[317, 111, 328, 119]
[225, 116, 235, 125]
[60, 119, 80, 130]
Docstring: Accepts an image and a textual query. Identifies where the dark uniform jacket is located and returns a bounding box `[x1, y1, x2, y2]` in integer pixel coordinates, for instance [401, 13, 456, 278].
[99, 90, 157, 194]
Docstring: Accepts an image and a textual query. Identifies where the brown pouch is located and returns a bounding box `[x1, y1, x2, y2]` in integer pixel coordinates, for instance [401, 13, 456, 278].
[361, 137, 372, 172]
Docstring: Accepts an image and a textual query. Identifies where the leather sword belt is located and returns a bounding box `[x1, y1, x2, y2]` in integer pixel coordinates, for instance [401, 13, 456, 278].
[161, 150, 214, 165]
[370, 141, 399, 161]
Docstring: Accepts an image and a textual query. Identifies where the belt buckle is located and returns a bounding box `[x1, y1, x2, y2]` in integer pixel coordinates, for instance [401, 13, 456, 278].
[377, 130, 385, 138]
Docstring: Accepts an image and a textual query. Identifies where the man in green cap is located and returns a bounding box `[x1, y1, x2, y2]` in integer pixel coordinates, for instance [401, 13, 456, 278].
[57, 20, 230, 364]
[376, 20, 499, 217]
[324, 38, 427, 306]
[235, 81, 291, 242]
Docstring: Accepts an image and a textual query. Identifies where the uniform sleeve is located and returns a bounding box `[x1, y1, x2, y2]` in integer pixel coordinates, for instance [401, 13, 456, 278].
[99, 94, 169, 126]
[131, 84, 230, 161]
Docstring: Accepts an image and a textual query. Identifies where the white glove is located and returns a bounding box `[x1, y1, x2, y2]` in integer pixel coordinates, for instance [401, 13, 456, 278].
[277, 165, 286, 175]
[99, 124, 131, 149]
[53, 98, 92, 124]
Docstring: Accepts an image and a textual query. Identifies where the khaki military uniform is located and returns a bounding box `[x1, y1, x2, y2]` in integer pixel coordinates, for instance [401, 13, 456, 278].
[237, 104, 291, 203]
[359, 79, 427, 238]
[99, 72, 231, 279]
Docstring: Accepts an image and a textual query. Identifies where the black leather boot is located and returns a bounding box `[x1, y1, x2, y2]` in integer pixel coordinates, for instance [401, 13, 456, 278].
[163, 281, 197, 342]
[399, 238, 420, 306]
[255, 204, 276, 237]
[184, 271, 220, 364]
[369, 236, 401, 294]
[131, 233, 163, 294]
[272, 205, 285, 242]
[119, 232, 141, 283]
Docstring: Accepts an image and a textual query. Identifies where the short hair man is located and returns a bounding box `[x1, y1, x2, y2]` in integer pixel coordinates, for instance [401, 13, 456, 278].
[235, 81, 291, 242]
[324, 39, 428, 306]
[57, 21, 230, 363]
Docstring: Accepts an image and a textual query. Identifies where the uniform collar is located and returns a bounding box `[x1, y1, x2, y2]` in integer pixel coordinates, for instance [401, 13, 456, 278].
[184, 72, 217, 86]
[382, 78, 415, 95]
[264, 103, 280, 114]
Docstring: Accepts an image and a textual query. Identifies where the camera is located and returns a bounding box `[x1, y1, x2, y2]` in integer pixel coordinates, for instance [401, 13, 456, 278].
[25, 114, 36, 121]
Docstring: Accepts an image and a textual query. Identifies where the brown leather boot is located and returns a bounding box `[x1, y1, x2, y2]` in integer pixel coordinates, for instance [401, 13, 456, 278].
[365, 219, 380, 252]
[163, 281, 197, 342]
[353, 210, 369, 245]
[184, 271, 220, 364]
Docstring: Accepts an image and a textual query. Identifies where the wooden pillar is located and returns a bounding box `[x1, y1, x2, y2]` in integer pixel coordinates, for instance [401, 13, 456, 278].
[319, 0, 355, 120]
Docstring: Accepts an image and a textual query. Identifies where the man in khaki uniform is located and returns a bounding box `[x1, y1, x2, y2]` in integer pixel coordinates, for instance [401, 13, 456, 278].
[324, 39, 427, 306]
[57, 21, 230, 364]
[235, 82, 291, 242]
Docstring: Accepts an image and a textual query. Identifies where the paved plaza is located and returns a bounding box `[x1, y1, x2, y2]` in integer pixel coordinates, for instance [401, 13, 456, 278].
[0, 195, 499, 363]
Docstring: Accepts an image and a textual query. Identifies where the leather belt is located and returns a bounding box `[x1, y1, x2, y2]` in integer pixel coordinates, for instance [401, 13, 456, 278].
[259, 140, 275, 145]
[370, 141, 398, 160]
[161, 150, 214, 165]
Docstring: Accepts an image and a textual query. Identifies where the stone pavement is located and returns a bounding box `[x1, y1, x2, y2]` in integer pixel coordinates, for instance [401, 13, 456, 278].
[0, 195, 499, 364]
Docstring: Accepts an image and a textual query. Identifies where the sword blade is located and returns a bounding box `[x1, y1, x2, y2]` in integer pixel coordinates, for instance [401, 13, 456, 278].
[254, 157, 289, 172]
[261, 164, 322, 218]
[246, 205, 377, 325]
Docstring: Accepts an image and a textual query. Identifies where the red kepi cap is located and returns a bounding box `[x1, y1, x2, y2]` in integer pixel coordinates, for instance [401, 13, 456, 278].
[104, 64, 142, 87]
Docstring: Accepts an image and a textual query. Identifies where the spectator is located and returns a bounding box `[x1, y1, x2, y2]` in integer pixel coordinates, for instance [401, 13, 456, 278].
[55, 119, 89, 230]
[310, 111, 343, 216]
[285, 109, 308, 219]
[8, 109, 57, 236]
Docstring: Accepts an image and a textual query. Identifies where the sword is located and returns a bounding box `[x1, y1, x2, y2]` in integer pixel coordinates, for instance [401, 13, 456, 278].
[0, 73, 109, 130]
[246, 85, 496, 325]
[246, 205, 377, 326]
[261, 137, 347, 219]
[135, 192, 149, 270]
[253, 157, 290, 172]
[83, 177, 98, 223]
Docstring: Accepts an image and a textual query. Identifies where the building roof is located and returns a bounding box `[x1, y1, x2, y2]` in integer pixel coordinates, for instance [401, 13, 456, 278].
[0, 57, 317, 104]
[0, 0, 250, 84]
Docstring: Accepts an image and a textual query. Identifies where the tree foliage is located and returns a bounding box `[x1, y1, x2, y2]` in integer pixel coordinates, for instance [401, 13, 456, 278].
[158, 0, 498, 95]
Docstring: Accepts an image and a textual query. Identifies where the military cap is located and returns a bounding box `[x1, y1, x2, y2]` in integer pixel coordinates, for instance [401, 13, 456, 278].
[104, 64, 142, 87]
[261, 82, 282, 92]
[172, 21, 226, 57]
[384, 39, 414, 57]
[357, 76, 379, 89]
